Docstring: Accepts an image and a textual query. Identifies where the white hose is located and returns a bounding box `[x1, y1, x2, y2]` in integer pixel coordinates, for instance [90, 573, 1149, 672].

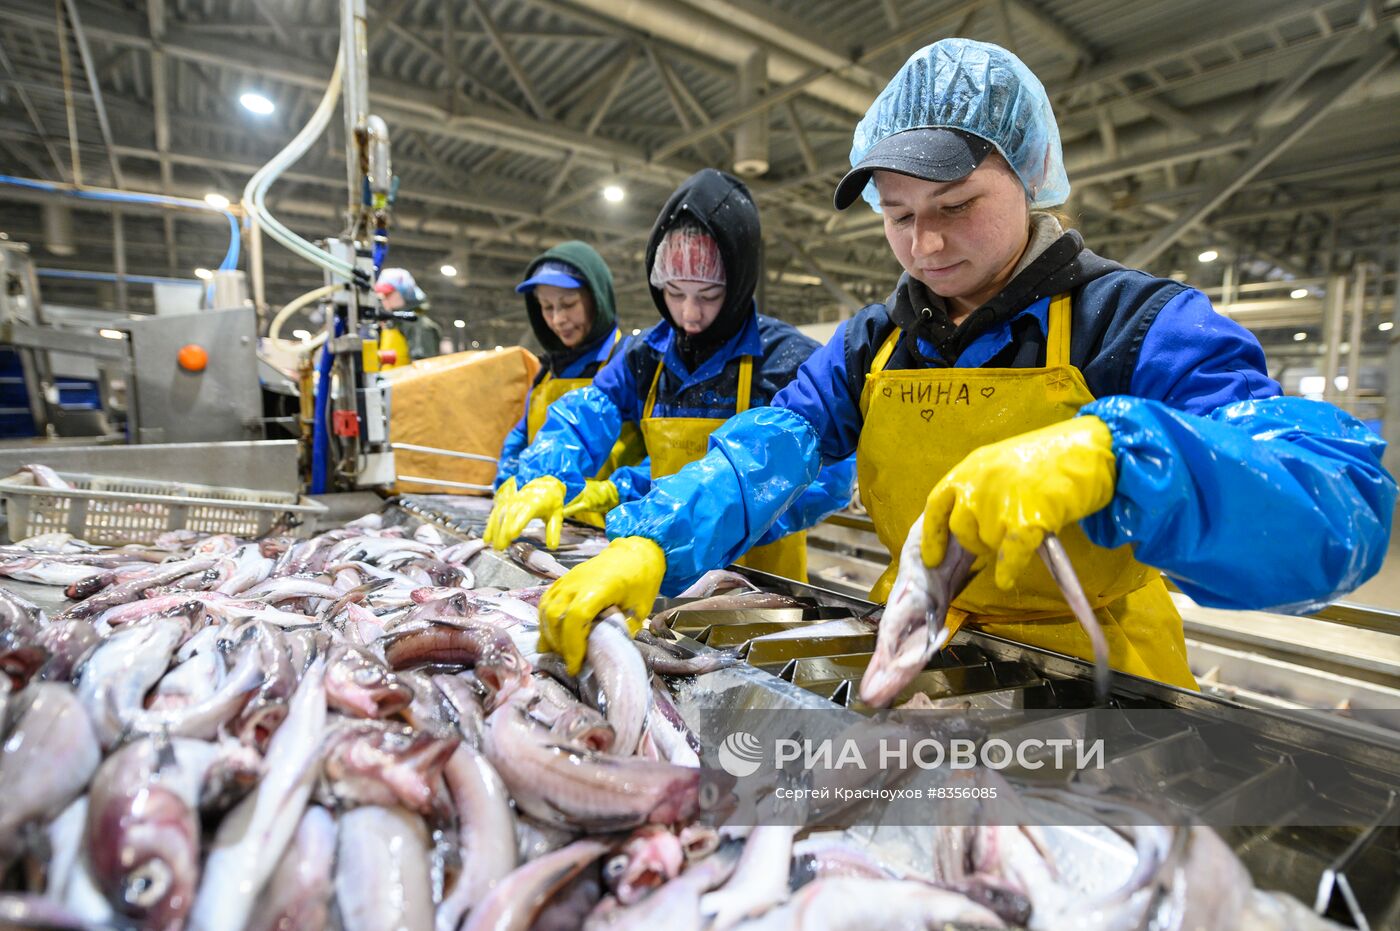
[267, 284, 337, 350]
[241, 48, 355, 279]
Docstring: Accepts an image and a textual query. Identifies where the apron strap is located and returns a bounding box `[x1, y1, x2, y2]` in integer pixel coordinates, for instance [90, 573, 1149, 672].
[735, 356, 754, 414]
[602, 328, 623, 364]
[642, 358, 664, 419]
[1046, 293, 1072, 368]
[859, 327, 903, 420]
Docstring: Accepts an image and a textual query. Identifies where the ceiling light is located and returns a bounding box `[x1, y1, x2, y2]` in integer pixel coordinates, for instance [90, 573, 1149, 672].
[602, 184, 625, 203]
[631, 328, 641, 335]
[494, 345, 503, 351]
[291, 329, 311, 340]
[203, 193, 230, 210]
[1380, 321, 1394, 332]
[97, 328, 124, 340]
[1290, 288, 1308, 300]
[453, 319, 465, 329]
[440, 264, 457, 278]
[1293, 332, 1307, 341]
[471, 340, 480, 348]
[240, 92, 275, 115]
[1197, 249, 1218, 263]
[193, 267, 213, 280]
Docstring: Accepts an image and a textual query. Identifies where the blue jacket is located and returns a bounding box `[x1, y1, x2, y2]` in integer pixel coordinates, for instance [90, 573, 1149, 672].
[510, 312, 856, 542]
[493, 327, 627, 490]
[610, 232, 1395, 606]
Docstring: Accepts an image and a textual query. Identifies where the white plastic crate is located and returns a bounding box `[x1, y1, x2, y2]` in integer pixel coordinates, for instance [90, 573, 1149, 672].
[0, 471, 326, 545]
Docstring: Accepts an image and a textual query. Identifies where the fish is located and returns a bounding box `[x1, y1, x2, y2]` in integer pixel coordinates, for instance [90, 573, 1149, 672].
[383, 621, 532, 706]
[1037, 534, 1112, 705]
[677, 569, 758, 599]
[700, 826, 798, 930]
[187, 659, 326, 931]
[859, 514, 976, 709]
[61, 557, 218, 621]
[83, 738, 205, 929]
[435, 744, 519, 931]
[649, 592, 805, 635]
[325, 642, 413, 719]
[74, 617, 185, 748]
[6, 464, 74, 489]
[462, 839, 609, 931]
[484, 689, 706, 832]
[319, 719, 459, 814]
[604, 825, 685, 905]
[335, 806, 435, 931]
[0, 683, 101, 867]
[763, 877, 1005, 929]
[581, 613, 652, 756]
[507, 540, 570, 579]
[244, 806, 337, 931]
[633, 633, 742, 676]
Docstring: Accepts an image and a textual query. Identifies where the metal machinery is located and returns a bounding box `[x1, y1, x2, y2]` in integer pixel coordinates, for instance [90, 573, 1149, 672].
[0, 240, 265, 444]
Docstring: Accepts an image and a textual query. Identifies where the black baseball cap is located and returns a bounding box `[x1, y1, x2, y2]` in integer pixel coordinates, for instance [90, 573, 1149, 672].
[833, 127, 996, 210]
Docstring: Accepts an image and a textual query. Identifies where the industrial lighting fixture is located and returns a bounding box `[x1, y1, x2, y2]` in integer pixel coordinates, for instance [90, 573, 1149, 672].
[602, 184, 625, 203]
[494, 345, 503, 351]
[97, 328, 124, 340]
[1293, 332, 1307, 341]
[453, 319, 465, 329]
[1380, 321, 1394, 332]
[291, 329, 311, 340]
[631, 328, 641, 335]
[471, 340, 480, 348]
[193, 267, 213, 280]
[240, 92, 275, 115]
[204, 193, 230, 210]
[1290, 288, 1308, 299]
[440, 264, 458, 278]
[1197, 249, 1219, 262]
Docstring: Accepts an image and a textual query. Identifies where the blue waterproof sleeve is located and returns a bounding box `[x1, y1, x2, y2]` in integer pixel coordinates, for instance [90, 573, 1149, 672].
[756, 454, 857, 545]
[511, 386, 624, 499]
[1082, 395, 1395, 613]
[609, 459, 652, 504]
[493, 415, 528, 490]
[607, 407, 823, 594]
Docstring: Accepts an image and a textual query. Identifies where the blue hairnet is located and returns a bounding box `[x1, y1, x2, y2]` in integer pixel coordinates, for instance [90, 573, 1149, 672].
[850, 38, 1069, 212]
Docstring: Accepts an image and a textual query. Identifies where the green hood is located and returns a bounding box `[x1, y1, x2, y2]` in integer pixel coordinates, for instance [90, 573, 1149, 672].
[520, 240, 617, 355]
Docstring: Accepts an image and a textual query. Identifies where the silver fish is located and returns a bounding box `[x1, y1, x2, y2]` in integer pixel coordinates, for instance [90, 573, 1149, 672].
[463, 839, 609, 931]
[701, 826, 798, 930]
[335, 806, 434, 931]
[0, 683, 100, 866]
[860, 514, 975, 709]
[484, 689, 705, 832]
[245, 806, 337, 931]
[435, 744, 519, 931]
[649, 592, 804, 635]
[582, 613, 651, 756]
[763, 877, 1005, 929]
[75, 617, 184, 748]
[62, 557, 218, 620]
[325, 642, 413, 719]
[319, 719, 459, 814]
[187, 659, 326, 931]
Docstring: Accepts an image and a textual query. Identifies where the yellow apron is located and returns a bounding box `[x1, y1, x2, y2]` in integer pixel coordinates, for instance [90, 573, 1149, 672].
[640, 356, 809, 582]
[856, 293, 1196, 689]
[527, 331, 645, 526]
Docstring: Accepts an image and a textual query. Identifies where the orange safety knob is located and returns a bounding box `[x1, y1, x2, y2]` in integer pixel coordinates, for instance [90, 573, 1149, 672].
[378, 349, 398, 365]
[177, 344, 208, 372]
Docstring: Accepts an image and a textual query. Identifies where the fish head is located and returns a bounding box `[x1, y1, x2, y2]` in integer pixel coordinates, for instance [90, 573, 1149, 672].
[90, 785, 198, 930]
[612, 826, 685, 904]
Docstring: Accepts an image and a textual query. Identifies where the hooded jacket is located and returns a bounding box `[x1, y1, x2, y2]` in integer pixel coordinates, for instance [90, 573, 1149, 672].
[645, 169, 760, 368]
[522, 240, 619, 371]
[494, 241, 625, 489]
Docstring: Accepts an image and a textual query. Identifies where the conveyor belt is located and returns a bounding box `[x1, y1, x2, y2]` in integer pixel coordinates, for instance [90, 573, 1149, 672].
[396, 494, 1400, 929]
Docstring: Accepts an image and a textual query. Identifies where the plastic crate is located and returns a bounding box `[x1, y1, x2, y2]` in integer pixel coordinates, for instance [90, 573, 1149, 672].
[0, 471, 326, 546]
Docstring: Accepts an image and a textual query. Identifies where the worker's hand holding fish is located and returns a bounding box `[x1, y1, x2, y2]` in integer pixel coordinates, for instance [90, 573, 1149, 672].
[484, 476, 566, 550]
[921, 416, 1116, 590]
[538, 536, 666, 674]
[560, 478, 619, 520]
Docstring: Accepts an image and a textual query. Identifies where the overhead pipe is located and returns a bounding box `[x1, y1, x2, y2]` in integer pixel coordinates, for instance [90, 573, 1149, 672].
[733, 50, 770, 178]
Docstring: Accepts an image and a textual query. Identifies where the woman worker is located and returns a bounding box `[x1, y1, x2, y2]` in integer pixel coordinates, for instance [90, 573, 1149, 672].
[486, 167, 857, 581]
[492, 241, 644, 527]
[534, 38, 1396, 678]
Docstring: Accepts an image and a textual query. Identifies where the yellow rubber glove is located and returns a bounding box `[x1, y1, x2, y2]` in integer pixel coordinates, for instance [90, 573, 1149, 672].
[922, 416, 1116, 590]
[484, 476, 566, 550]
[560, 479, 620, 520]
[484, 477, 516, 547]
[537, 536, 665, 674]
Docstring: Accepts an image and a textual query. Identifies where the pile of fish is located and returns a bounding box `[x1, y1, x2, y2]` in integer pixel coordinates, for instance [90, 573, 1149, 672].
[0, 508, 1341, 930]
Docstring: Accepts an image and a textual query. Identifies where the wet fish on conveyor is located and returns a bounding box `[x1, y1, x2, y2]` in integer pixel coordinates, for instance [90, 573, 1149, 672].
[859, 514, 975, 709]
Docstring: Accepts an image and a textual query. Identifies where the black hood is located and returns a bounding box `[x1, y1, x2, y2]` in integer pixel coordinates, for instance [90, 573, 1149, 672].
[645, 168, 761, 367]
